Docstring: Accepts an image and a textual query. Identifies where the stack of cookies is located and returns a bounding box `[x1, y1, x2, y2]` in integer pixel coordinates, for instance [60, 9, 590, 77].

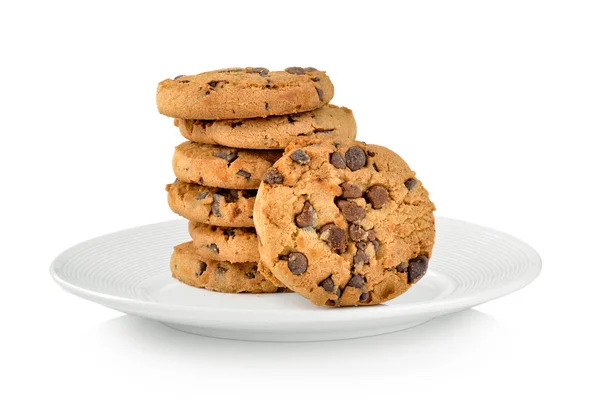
[157, 67, 357, 294]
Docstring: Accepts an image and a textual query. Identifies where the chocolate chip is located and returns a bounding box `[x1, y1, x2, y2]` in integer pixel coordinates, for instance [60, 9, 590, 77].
[223, 229, 236, 239]
[337, 200, 366, 222]
[247, 67, 269, 76]
[290, 149, 310, 164]
[241, 190, 256, 198]
[319, 276, 335, 293]
[276, 287, 287, 293]
[349, 224, 367, 241]
[365, 185, 389, 209]
[336, 288, 342, 297]
[195, 191, 209, 200]
[295, 200, 316, 228]
[347, 274, 365, 288]
[231, 121, 243, 128]
[211, 194, 222, 217]
[341, 182, 362, 199]
[319, 223, 348, 253]
[217, 189, 239, 203]
[395, 262, 407, 273]
[371, 239, 380, 252]
[305, 67, 318, 72]
[359, 292, 372, 303]
[174, 75, 184, 80]
[330, 152, 346, 169]
[345, 146, 367, 171]
[311, 77, 320, 82]
[285, 67, 305, 74]
[353, 249, 369, 265]
[195, 262, 207, 276]
[207, 244, 219, 254]
[214, 150, 238, 164]
[263, 168, 283, 184]
[287, 252, 308, 275]
[207, 80, 227, 87]
[356, 241, 367, 250]
[316, 87, 324, 101]
[404, 178, 417, 191]
[179, 80, 190, 84]
[236, 170, 251, 180]
[245, 267, 257, 279]
[367, 150, 375, 157]
[216, 266, 227, 275]
[408, 255, 429, 283]
[367, 229, 376, 242]
[287, 115, 297, 124]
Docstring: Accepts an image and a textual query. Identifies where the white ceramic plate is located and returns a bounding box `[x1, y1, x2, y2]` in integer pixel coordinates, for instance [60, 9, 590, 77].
[50, 217, 541, 342]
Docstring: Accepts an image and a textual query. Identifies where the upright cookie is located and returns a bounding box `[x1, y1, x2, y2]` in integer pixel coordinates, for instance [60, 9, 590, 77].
[188, 221, 259, 263]
[254, 139, 436, 307]
[173, 142, 282, 189]
[166, 180, 255, 227]
[175, 105, 357, 150]
[157, 67, 334, 120]
[171, 242, 283, 293]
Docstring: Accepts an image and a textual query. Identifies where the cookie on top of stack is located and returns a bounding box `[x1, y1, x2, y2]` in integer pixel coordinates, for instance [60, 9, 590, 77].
[157, 67, 357, 294]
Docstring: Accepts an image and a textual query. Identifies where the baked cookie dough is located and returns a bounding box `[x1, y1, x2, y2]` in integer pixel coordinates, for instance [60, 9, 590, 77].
[157, 67, 334, 120]
[166, 180, 255, 227]
[171, 241, 284, 293]
[188, 221, 259, 263]
[254, 139, 435, 307]
[175, 105, 356, 150]
[173, 142, 282, 189]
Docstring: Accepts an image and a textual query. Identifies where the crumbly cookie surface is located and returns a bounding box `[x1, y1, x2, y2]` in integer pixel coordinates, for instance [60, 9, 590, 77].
[171, 241, 283, 293]
[188, 221, 259, 263]
[175, 105, 356, 150]
[173, 142, 282, 189]
[157, 67, 334, 120]
[254, 139, 435, 306]
[166, 180, 255, 227]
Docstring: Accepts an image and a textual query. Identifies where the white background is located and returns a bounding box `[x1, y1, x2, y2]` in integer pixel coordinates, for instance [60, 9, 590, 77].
[1, 0, 598, 399]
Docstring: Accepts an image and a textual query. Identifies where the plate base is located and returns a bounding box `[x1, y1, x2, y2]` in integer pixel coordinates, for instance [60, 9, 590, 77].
[161, 318, 433, 342]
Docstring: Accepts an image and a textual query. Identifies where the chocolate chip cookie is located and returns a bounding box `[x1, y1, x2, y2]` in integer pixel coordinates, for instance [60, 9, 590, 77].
[254, 139, 436, 307]
[171, 241, 284, 293]
[157, 67, 334, 120]
[166, 180, 255, 227]
[173, 142, 282, 189]
[188, 221, 259, 263]
[174, 105, 357, 150]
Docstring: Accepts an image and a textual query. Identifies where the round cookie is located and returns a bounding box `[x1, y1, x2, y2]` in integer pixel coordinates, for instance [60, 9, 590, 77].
[188, 221, 259, 263]
[254, 139, 436, 307]
[173, 142, 282, 189]
[157, 67, 334, 120]
[171, 241, 284, 293]
[174, 105, 357, 150]
[166, 180, 255, 227]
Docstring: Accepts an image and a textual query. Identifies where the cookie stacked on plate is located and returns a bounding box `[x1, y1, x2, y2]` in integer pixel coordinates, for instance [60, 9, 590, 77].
[157, 67, 357, 294]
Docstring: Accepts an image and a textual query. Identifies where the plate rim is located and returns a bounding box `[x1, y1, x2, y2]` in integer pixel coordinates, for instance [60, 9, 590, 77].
[49, 217, 542, 324]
